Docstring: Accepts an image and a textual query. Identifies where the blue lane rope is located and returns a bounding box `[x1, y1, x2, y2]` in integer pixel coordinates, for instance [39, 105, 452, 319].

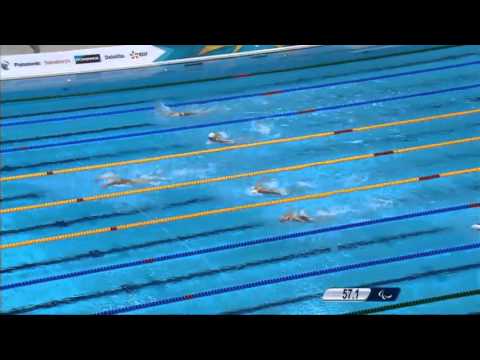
[96, 240, 480, 315]
[2, 203, 476, 292]
[167, 60, 480, 107]
[2, 60, 479, 127]
[2, 83, 480, 154]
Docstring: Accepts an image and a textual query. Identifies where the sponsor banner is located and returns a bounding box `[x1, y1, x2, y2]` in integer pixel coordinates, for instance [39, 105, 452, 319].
[0, 45, 165, 80]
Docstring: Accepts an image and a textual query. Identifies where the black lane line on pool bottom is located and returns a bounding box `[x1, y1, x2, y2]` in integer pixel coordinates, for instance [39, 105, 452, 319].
[169, 59, 480, 107]
[294, 120, 480, 159]
[1, 123, 154, 146]
[3, 226, 450, 313]
[0, 144, 186, 173]
[2, 82, 480, 154]
[96, 241, 480, 315]
[5, 80, 480, 168]
[5, 247, 333, 314]
[1, 106, 155, 127]
[303, 51, 480, 86]
[3, 103, 479, 178]
[264, 51, 480, 92]
[3, 50, 476, 121]
[2, 53, 476, 122]
[0, 196, 215, 237]
[225, 261, 480, 314]
[0, 207, 155, 237]
[4, 201, 476, 291]
[0, 193, 41, 203]
[0, 100, 152, 120]
[0, 223, 263, 275]
[0, 46, 461, 117]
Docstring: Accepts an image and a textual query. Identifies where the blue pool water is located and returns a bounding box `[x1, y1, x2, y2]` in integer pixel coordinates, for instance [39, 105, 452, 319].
[1, 45, 480, 314]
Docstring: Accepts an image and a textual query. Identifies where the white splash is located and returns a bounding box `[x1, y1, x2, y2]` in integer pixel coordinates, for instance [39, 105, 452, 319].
[296, 181, 315, 189]
[171, 163, 216, 179]
[98, 171, 118, 180]
[316, 206, 351, 218]
[137, 173, 168, 186]
[251, 122, 272, 135]
[154, 102, 172, 115]
[369, 197, 394, 210]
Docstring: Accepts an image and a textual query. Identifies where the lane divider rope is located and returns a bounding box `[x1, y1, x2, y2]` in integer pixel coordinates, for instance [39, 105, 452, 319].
[2, 202, 477, 291]
[95, 241, 480, 315]
[2, 83, 480, 154]
[168, 60, 480, 107]
[2, 57, 475, 126]
[2, 135, 479, 214]
[0, 45, 459, 107]
[1, 166, 478, 250]
[346, 288, 480, 315]
[2, 108, 479, 183]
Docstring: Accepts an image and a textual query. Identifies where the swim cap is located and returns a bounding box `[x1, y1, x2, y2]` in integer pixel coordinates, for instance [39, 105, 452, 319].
[208, 132, 216, 139]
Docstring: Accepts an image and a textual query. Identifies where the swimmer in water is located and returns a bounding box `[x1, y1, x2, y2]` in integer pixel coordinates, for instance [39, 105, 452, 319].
[166, 110, 199, 117]
[472, 224, 480, 230]
[280, 211, 314, 223]
[158, 104, 206, 118]
[98, 172, 166, 189]
[252, 181, 285, 196]
[208, 132, 235, 144]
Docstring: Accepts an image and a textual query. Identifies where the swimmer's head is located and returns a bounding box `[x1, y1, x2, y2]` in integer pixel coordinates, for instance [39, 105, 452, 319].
[280, 215, 290, 222]
[208, 132, 217, 140]
[280, 213, 293, 222]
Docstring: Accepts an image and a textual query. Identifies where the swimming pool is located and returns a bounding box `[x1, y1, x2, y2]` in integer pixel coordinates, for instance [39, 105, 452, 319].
[1, 45, 479, 315]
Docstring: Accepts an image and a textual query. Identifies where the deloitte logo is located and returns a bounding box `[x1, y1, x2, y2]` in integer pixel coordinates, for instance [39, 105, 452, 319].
[1, 60, 10, 71]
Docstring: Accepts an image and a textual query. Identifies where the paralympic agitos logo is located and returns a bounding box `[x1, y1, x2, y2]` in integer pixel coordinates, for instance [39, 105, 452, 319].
[1, 60, 10, 71]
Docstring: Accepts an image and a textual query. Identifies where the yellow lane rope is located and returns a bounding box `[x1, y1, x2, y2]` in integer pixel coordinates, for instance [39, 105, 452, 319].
[2, 108, 479, 183]
[2, 136, 479, 215]
[1, 165, 478, 250]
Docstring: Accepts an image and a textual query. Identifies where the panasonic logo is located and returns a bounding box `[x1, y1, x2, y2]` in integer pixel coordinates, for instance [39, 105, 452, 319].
[14, 61, 41, 67]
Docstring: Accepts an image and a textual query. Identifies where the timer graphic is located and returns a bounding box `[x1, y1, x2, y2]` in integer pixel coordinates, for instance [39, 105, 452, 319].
[322, 288, 401, 302]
